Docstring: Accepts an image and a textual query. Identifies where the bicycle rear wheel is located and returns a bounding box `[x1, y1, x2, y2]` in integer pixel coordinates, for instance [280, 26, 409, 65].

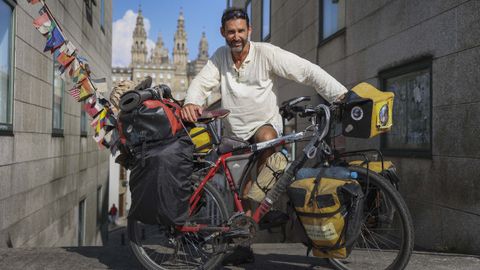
[329, 166, 414, 270]
[128, 182, 229, 270]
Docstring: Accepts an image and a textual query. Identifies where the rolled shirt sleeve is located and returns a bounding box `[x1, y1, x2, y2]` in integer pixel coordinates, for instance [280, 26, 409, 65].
[267, 44, 347, 103]
[184, 53, 221, 106]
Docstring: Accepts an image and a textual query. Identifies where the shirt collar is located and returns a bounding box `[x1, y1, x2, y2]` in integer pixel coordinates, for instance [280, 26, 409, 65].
[228, 41, 254, 69]
[243, 41, 254, 64]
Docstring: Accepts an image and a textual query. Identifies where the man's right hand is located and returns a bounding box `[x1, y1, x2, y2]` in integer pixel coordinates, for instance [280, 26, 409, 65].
[181, 104, 203, 122]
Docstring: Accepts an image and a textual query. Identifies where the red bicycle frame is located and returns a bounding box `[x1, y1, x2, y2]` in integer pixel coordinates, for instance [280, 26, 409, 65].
[176, 131, 309, 233]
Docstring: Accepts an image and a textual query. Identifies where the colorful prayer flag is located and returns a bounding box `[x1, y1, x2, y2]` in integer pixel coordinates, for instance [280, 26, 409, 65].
[33, 12, 52, 35]
[93, 128, 106, 143]
[68, 60, 79, 79]
[95, 91, 110, 107]
[44, 27, 65, 53]
[68, 87, 80, 101]
[77, 78, 96, 101]
[84, 95, 104, 118]
[57, 51, 75, 68]
[96, 108, 108, 133]
[72, 65, 88, 84]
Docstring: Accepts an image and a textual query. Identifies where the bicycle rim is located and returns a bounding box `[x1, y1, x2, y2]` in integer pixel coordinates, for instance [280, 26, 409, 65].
[329, 166, 414, 270]
[128, 182, 229, 270]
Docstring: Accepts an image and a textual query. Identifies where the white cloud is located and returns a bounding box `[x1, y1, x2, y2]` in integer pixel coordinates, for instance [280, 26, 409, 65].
[112, 10, 155, 67]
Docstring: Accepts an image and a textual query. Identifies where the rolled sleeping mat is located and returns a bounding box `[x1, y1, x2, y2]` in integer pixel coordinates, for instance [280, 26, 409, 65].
[119, 89, 154, 112]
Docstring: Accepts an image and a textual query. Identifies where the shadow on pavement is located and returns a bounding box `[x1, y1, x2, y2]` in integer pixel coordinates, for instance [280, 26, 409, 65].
[223, 253, 335, 270]
[63, 246, 143, 270]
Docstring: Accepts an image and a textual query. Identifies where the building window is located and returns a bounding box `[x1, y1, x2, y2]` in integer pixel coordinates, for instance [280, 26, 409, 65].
[84, 0, 94, 26]
[245, 0, 252, 26]
[320, 0, 346, 41]
[100, 0, 105, 32]
[0, 0, 14, 134]
[80, 102, 88, 136]
[380, 58, 432, 157]
[52, 58, 64, 135]
[97, 186, 103, 226]
[261, 0, 271, 41]
[78, 199, 86, 246]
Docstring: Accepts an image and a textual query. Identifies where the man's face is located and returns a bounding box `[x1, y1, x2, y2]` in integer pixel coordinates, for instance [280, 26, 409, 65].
[221, 18, 251, 53]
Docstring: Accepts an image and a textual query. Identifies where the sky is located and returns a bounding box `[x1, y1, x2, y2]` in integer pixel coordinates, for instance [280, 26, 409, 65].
[112, 0, 228, 67]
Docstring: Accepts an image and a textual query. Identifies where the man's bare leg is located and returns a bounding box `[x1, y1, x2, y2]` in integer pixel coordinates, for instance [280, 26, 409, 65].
[242, 125, 278, 216]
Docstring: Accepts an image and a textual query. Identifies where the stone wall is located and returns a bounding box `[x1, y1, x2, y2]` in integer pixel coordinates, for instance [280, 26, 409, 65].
[0, 0, 112, 247]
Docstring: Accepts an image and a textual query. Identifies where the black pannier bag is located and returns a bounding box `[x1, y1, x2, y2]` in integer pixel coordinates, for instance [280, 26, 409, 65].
[128, 135, 193, 225]
[116, 80, 194, 226]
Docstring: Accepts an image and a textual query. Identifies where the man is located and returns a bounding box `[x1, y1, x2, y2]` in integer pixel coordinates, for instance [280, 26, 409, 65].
[181, 7, 347, 264]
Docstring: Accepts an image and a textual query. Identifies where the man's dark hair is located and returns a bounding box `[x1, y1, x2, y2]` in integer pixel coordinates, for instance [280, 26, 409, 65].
[221, 7, 250, 29]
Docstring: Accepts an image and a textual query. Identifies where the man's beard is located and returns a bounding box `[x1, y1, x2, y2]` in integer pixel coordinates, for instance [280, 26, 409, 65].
[227, 38, 248, 53]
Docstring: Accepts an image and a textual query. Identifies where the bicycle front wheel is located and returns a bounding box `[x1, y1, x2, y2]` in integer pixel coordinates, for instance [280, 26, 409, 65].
[128, 182, 229, 270]
[329, 166, 414, 270]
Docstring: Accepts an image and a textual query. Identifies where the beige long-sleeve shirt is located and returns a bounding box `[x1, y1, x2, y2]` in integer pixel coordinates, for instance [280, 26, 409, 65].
[185, 41, 347, 140]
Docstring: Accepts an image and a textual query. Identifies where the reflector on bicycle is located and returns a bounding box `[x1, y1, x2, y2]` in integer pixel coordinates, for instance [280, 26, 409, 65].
[342, 82, 394, 138]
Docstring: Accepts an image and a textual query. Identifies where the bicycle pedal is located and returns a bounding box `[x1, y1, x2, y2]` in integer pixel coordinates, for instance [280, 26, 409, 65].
[223, 228, 251, 239]
[258, 210, 289, 230]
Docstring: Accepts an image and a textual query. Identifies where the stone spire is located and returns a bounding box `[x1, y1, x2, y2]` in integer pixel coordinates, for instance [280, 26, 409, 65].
[197, 31, 209, 60]
[131, 5, 148, 66]
[173, 9, 188, 71]
[150, 32, 169, 65]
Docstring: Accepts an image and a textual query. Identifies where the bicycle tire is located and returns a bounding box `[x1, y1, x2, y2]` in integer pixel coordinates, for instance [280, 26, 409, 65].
[328, 166, 414, 270]
[128, 182, 229, 270]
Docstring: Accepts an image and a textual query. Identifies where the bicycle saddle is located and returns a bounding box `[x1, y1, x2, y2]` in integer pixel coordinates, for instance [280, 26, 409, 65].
[197, 109, 230, 123]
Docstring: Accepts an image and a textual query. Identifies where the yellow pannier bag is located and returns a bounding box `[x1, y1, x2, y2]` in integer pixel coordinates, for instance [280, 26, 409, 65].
[342, 82, 394, 138]
[349, 160, 394, 173]
[189, 127, 212, 153]
[288, 176, 364, 258]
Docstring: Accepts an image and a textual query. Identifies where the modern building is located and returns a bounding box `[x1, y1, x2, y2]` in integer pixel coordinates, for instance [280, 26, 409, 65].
[231, 0, 480, 254]
[111, 7, 211, 101]
[0, 0, 112, 247]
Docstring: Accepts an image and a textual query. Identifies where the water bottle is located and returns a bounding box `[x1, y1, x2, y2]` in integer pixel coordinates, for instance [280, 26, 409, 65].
[296, 166, 357, 179]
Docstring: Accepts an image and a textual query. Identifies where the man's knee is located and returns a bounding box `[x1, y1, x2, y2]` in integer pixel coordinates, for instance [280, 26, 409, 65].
[254, 125, 278, 143]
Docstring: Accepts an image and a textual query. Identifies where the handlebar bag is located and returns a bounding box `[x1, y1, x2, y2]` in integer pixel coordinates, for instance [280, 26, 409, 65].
[287, 175, 364, 258]
[342, 82, 394, 138]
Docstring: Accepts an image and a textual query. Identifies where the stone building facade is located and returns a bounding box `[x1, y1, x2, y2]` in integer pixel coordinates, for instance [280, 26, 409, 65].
[231, 0, 480, 254]
[111, 8, 210, 100]
[0, 0, 112, 247]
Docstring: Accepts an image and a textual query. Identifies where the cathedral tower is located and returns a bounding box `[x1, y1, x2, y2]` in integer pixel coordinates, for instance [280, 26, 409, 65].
[150, 32, 169, 65]
[193, 32, 209, 75]
[173, 9, 188, 72]
[131, 5, 148, 66]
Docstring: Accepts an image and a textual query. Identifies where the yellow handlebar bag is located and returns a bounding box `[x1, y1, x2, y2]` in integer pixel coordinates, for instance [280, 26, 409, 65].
[342, 82, 394, 138]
